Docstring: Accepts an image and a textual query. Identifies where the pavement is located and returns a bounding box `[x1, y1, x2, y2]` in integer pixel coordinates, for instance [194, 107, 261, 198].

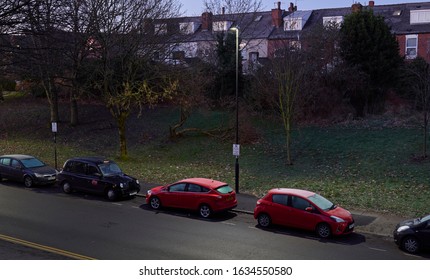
[138, 184, 404, 238]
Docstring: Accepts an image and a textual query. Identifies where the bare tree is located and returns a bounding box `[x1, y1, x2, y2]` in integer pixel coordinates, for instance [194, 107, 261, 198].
[20, 0, 66, 122]
[87, 0, 182, 159]
[204, 0, 262, 15]
[403, 57, 430, 158]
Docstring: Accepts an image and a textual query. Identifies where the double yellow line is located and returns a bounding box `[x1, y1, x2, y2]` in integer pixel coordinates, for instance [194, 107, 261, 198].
[0, 234, 95, 260]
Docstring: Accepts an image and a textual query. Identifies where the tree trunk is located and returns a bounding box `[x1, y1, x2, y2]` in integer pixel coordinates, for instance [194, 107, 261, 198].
[117, 112, 128, 160]
[424, 111, 428, 158]
[50, 90, 59, 122]
[70, 89, 79, 126]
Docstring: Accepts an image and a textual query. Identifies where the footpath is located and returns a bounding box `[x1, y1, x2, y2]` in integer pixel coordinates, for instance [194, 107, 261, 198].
[138, 184, 404, 238]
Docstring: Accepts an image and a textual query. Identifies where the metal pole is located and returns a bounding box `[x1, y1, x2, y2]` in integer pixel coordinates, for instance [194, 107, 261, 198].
[234, 28, 239, 194]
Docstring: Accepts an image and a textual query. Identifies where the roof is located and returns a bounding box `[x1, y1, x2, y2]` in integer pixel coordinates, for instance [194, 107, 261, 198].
[66, 157, 114, 164]
[0, 154, 35, 160]
[268, 188, 316, 198]
[177, 178, 228, 189]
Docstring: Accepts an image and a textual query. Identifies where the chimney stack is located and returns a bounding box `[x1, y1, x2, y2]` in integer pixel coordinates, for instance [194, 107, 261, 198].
[271, 1, 284, 28]
[352, 3, 363, 13]
[288, 2, 297, 12]
[369, 1, 375, 7]
[201, 12, 213, 31]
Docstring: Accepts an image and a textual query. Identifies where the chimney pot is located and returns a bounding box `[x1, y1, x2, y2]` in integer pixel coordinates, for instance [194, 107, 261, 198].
[369, 1, 375, 7]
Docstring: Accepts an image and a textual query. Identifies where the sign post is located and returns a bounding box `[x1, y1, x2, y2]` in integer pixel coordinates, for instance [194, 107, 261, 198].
[51, 122, 58, 170]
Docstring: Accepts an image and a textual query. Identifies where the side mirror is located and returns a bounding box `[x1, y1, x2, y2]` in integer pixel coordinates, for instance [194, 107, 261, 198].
[305, 206, 314, 212]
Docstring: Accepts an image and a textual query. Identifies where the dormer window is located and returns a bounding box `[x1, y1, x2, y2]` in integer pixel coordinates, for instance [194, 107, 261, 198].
[410, 9, 430, 24]
[180, 22, 198, 35]
[213, 21, 233, 32]
[323, 16, 343, 28]
[283, 11, 312, 31]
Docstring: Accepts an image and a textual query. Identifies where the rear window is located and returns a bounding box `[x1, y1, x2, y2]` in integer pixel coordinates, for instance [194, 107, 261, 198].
[215, 185, 234, 194]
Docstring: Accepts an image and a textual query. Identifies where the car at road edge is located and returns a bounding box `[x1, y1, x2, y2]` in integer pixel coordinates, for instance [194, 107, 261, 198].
[0, 154, 57, 187]
[57, 157, 140, 201]
[146, 178, 237, 218]
[254, 188, 355, 238]
[393, 214, 430, 254]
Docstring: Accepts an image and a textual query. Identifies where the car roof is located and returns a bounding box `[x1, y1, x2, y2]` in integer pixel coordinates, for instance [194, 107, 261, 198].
[66, 157, 113, 164]
[0, 154, 35, 160]
[267, 188, 316, 198]
[176, 178, 228, 189]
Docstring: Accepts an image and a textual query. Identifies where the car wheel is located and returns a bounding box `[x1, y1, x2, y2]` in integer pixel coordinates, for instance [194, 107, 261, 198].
[149, 196, 161, 209]
[62, 181, 72, 194]
[24, 176, 33, 188]
[106, 188, 118, 201]
[316, 223, 331, 238]
[402, 236, 420, 254]
[257, 213, 271, 228]
[199, 204, 211, 218]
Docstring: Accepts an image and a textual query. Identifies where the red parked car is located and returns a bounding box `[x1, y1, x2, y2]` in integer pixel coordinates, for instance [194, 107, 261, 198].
[146, 178, 237, 218]
[254, 188, 354, 238]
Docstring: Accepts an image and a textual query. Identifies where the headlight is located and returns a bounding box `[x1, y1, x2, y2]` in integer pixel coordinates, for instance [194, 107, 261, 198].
[397, 225, 410, 233]
[330, 216, 345, 223]
[34, 173, 43, 178]
[147, 190, 152, 195]
[119, 183, 124, 188]
[136, 180, 140, 185]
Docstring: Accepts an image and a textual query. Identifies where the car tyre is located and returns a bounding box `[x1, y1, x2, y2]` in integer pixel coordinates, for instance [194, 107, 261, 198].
[402, 236, 420, 254]
[62, 181, 72, 194]
[149, 196, 161, 210]
[316, 223, 331, 238]
[106, 188, 118, 201]
[199, 204, 211, 218]
[257, 213, 271, 228]
[23, 175, 34, 188]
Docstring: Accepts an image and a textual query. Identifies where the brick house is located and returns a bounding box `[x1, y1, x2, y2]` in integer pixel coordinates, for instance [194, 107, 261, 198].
[153, 1, 430, 68]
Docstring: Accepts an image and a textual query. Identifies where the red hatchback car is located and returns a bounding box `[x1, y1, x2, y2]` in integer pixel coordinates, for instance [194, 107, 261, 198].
[254, 188, 354, 238]
[146, 178, 237, 218]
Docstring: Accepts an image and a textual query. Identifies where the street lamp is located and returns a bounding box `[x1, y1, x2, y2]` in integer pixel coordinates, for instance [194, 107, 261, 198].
[230, 26, 239, 194]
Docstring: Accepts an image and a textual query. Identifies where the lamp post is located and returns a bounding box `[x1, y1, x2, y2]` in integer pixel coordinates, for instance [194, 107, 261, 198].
[230, 27, 239, 194]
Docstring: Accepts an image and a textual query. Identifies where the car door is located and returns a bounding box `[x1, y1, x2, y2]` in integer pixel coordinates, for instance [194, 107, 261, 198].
[269, 194, 292, 226]
[183, 183, 204, 210]
[68, 161, 89, 191]
[162, 183, 187, 208]
[289, 196, 320, 230]
[81, 164, 105, 195]
[419, 221, 430, 248]
[0, 157, 13, 180]
[9, 159, 24, 181]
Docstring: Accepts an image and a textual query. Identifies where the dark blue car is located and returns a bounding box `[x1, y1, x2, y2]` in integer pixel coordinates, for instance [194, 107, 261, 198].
[0, 154, 57, 187]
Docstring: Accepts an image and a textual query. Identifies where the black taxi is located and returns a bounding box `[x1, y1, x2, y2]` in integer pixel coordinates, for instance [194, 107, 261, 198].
[57, 157, 140, 201]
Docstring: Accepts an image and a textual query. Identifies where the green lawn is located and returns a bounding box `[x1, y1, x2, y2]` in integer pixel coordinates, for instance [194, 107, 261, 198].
[1, 97, 429, 216]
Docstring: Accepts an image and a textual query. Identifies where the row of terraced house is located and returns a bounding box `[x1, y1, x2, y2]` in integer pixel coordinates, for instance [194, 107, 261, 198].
[148, 1, 430, 71]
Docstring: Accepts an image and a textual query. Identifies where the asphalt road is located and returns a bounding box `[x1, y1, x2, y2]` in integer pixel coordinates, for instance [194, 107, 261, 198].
[0, 181, 427, 260]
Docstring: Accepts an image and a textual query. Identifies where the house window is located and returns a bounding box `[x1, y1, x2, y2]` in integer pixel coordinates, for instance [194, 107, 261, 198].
[406, 35, 418, 59]
[410, 9, 430, 24]
[172, 51, 185, 60]
[155, 23, 167, 35]
[323, 16, 343, 28]
[249, 52, 259, 63]
[289, 40, 301, 50]
[213, 21, 232, 32]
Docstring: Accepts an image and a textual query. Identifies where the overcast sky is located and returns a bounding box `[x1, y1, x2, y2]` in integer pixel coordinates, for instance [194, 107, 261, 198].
[179, 0, 426, 16]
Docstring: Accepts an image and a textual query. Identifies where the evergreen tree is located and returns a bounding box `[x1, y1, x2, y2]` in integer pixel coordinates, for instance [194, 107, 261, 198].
[340, 8, 403, 116]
